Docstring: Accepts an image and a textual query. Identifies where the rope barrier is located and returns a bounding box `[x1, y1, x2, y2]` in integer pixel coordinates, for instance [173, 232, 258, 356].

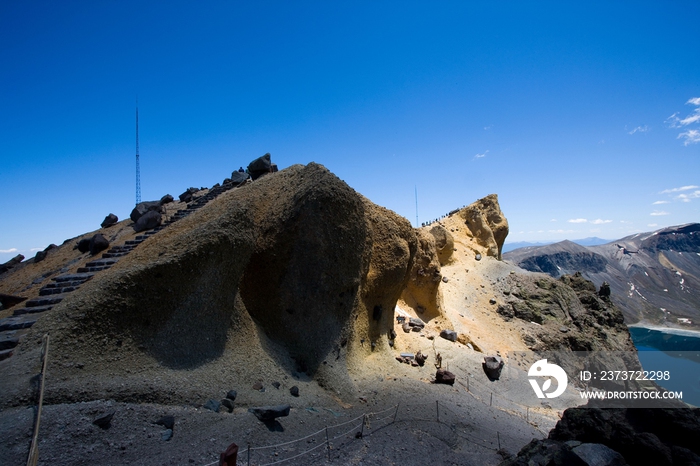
[199, 395, 551, 466]
[256, 440, 328, 466]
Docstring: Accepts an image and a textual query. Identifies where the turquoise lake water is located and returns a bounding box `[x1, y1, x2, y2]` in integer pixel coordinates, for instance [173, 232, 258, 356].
[628, 326, 700, 407]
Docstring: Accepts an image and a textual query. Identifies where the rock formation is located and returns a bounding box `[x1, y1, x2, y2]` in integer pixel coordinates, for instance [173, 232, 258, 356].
[460, 194, 509, 260]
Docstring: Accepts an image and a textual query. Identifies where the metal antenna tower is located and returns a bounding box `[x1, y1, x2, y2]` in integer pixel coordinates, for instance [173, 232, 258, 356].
[135, 100, 141, 205]
[415, 185, 418, 227]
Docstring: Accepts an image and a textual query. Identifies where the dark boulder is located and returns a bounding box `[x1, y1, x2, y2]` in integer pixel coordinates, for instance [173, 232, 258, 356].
[599, 282, 611, 299]
[247, 153, 273, 180]
[0, 254, 24, 274]
[178, 187, 199, 203]
[289, 386, 299, 397]
[133, 211, 162, 233]
[160, 194, 174, 205]
[482, 356, 504, 380]
[33, 245, 56, 262]
[248, 404, 291, 422]
[230, 171, 250, 185]
[226, 390, 237, 401]
[440, 329, 457, 342]
[77, 239, 91, 253]
[435, 369, 455, 385]
[89, 234, 110, 255]
[101, 213, 118, 228]
[0, 294, 27, 310]
[130, 201, 163, 222]
[220, 399, 234, 413]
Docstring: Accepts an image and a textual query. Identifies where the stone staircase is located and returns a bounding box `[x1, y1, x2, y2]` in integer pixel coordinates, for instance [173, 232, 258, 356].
[0, 179, 243, 361]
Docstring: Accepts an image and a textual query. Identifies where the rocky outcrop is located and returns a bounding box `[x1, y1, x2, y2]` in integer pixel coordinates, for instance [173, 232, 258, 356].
[400, 229, 442, 318]
[428, 225, 454, 265]
[4, 163, 417, 403]
[460, 194, 509, 260]
[502, 406, 700, 466]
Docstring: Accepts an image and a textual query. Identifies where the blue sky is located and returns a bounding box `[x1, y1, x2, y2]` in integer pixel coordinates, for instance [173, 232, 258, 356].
[1, 1, 699, 263]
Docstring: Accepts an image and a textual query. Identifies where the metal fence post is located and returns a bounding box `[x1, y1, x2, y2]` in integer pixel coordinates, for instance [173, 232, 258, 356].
[436, 400, 440, 423]
[393, 403, 399, 423]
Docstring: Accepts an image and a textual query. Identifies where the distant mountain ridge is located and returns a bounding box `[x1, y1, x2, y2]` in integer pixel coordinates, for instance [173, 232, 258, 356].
[502, 237, 610, 253]
[504, 224, 700, 329]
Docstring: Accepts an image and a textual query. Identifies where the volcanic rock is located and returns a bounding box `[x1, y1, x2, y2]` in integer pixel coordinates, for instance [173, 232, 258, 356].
[248, 404, 290, 422]
[130, 201, 163, 222]
[101, 213, 118, 228]
[482, 356, 504, 380]
[89, 234, 110, 255]
[133, 210, 162, 233]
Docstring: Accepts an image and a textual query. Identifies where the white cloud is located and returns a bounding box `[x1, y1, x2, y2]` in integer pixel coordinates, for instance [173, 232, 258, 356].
[660, 185, 699, 194]
[568, 218, 588, 224]
[678, 129, 700, 146]
[0, 248, 19, 254]
[628, 125, 649, 135]
[650, 211, 670, 216]
[676, 190, 700, 202]
[549, 229, 575, 234]
[473, 150, 489, 160]
[668, 98, 700, 143]
[652, 200, 669, 205]
[648, 224, 658, 227]
[30, 248, 44, 252]
[590, 219, 612, 225]
[550, 219, 557, 222]
[620, 220, 632, 224]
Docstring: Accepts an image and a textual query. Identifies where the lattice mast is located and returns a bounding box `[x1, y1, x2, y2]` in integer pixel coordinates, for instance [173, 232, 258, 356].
[135, 100, 141, 205]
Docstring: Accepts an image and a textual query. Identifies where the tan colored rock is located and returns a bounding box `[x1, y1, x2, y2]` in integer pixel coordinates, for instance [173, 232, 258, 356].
[428, 225, 454, 265]
[460, 194, 509, 260]
[400, 229, 442, 319]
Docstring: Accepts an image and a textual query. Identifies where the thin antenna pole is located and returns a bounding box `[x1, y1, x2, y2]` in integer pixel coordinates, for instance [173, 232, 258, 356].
[135, 99, 141, 205]
[415, 186, 418, 227]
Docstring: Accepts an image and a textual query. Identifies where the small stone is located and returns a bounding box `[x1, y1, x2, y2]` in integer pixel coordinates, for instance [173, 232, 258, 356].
[489, 298, 497, 305]
[475, 254, 482, 261]
[272, 381, 281, 389]
[220, 399, 234, 413]
[161, 429, 173, 441]
[442, 276, 449, 283]
[226, 390, 237, 401]
[435, 369, 455, 385]
[439, 329, 457, 342]
[559, 326, 569, 333]
[252, 382, 263, 391]
[248, 405, 290, 422]
[289, 386, 299, 397]
[402, 322, 411, 333]
[92, 411, 115, 429]
[203, 400, 220, 412]
[155, 415, 175, 430]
